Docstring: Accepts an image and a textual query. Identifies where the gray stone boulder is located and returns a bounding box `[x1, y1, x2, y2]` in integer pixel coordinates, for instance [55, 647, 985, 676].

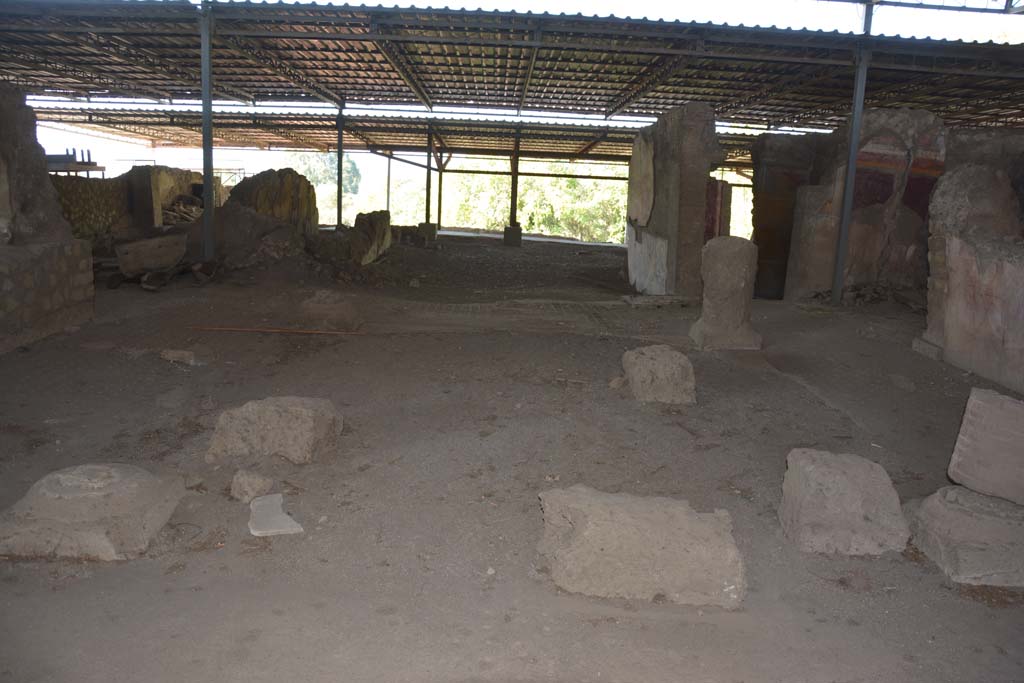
[905, 486, 1024, 587]
[350, 210, 392, 266]
[621, 345, 696, 405]
[690, 236, 762, 350]
[538, 485, 746, 608]
[0, 463, 184, 561]
[206, 396, 343, 466]
[779, 449, 909, 555]
[948, 388, 1024, 506]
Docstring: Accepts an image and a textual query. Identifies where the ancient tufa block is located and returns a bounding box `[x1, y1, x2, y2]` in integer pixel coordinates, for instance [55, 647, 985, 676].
[230, 469, 274, 503]
[0, 463, 184, 561]
[948, 388, 1024, 506]
[621, 344, 696, 405]
[206, 396, 343, 466]
[228, 168, 319, 237]
[905, 486, 1024, 587]
[538, 485, 746, 608]
[690, 236, 762, 350]
[779, 449, 909, 555]
[350, 210, 392, 266]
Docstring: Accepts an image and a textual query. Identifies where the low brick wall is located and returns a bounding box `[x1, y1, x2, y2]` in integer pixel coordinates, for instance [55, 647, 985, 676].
[0, 239, 94, 354]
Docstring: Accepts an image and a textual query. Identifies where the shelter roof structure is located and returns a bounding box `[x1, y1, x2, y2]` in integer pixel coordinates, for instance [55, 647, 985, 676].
[1, 0, 1022, 135]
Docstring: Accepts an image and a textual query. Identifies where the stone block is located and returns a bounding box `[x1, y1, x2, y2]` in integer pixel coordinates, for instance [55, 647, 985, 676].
[779, 448, 909, 555]
[229, 168, 319, 236]
[503, 223, 522, 247]
[538, 485, 745, 608]
[230, 469, 274, 503]
[621, 344, 696, 405]
[0, 463, 184, 561]
[206, 396, 343, 466]
[948, 388, 1024, 505]
[690, 236, 761, 350]
[249, 493, 303, 537]
[350, 210, 392, 265]
[905, 486, 1024, 587]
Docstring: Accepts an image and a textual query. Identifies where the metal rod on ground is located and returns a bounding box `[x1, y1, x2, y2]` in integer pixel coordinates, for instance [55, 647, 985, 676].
[189, 326, 364, 337]
[831, 3, 874, 306]
[199, 2, 215, 262]
[336, 108, 344, 228]
[424, 127, 432, 225]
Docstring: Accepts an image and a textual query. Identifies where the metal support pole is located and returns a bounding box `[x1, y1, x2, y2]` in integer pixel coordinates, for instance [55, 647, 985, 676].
[509, 133, 520, 228]
[386, 155, 392, 213]
[831, 3, 874, 305]
[199, 2, 215, 261]
[336, 110, 344, 228]
[424, 127, 432, 224]
[437, 164, 444, 230]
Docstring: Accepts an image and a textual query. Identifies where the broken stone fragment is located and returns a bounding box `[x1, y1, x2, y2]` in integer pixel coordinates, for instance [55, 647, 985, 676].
[538, 484, 746, 608]
[690, 236, 762, 351]
[905, 486, 1024, 587]
[948, 388, 1024, 506]
[0, 463, 184, 561]
[248, 493, 304, 537]
[621, 344, 696, 405]
[206, 396, 343, 466]
[299, 289, 364, 332]
[159, 348, 199, 366]
[778, 449, 909, 555]
[230, 469, 274, 503]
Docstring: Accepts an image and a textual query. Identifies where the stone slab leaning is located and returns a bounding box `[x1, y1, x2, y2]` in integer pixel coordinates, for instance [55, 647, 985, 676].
[948, 387, 1024, 506]
[779, 449, 909, 555]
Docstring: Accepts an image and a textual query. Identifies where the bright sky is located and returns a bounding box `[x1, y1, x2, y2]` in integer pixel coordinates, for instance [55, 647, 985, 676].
[34, 0, 1024, 174]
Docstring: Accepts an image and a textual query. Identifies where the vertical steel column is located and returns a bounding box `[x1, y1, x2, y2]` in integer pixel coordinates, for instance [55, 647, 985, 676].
[831, 3, 874, 305]
[336, 109, 345, 228]
[424, 127, 432, 224]
[199, 2, 215, 261]
[437, 162, 444, 229]
[509, 132, 521, 228]
[386, 155, 392, 213]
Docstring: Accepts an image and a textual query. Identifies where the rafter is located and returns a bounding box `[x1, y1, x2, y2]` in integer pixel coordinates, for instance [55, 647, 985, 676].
[0, 45, 169, 101]
[574, 130, 608, 158]
[517, 28, 541, 114]
[86, 31, 255, 103]
[222, 35, 344, 106]
[604, 53, 688, 118]
[371, 23, 433, 111]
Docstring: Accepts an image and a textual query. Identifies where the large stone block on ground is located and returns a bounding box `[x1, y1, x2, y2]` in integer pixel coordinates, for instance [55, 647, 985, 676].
[228, 168, 318, 237]
[779, 449, 909, 555]
[350, 210, 392, 265]
[905, 486, 1024, 587]
[538, 485, 745, 608]
[621, 345, 696, 405]
[0, 463, 184, 561]
[948, 388, 1024, 506]
[206, 396, 342, 465]
[690, 236, 762, 350]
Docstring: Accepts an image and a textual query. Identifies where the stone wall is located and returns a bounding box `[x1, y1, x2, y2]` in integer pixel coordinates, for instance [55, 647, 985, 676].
[626, 104, 722, 298]
[52, 166, 224, 249]
[0, 240, 94, 354]
[783, 109, 945, 300]
[705, 179, 733, 242]
[923, 129, 1024, 393]
[0, 83, 93, 353]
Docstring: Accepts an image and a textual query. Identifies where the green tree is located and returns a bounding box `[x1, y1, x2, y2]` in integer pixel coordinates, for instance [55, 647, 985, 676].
[287, 152, 361, 195]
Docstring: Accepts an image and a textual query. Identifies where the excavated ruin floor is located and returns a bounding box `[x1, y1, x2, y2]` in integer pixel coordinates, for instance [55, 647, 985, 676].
[1, 236, 1022, 683]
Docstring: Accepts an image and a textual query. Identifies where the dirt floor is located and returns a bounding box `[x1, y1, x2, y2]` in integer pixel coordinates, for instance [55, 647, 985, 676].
[1, 235, 1022, 683]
